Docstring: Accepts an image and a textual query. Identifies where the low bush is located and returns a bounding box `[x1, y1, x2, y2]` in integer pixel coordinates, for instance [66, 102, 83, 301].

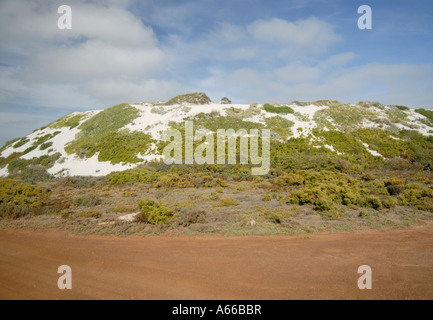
[359, 195, 382, 210]
[78, 210, 102, 218]
[382, 198, 398, 209]
[136, 198, 175, 225]
[386, 185, 404, 196]
[11, 165, 52, 184]
[263, 104, 294, 115]
[73, 194, 101, 207]
[114, 205, 136, 213]
[0, 203, 32, 219]
[13, 138, 30, 149]
[39, 142, 53, 150]
[49, 113, 87, 129]
[265, 116, 294, 140]
[320, 210, 343, 220]
[0, 179, 47, 207]
[173, 210, 206, 227]
[262, 193, 272, 201]
[260, 208, 295, 224]
[214, 197, 239, 207]
[314, 198, 336, 212]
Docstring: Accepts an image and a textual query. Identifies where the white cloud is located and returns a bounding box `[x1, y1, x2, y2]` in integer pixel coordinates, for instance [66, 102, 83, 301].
[85, 78, 183, 104]
[274, 63, 321, 83]
[198, 62, 433, 108]
[248, 17, 341, 54]
[0, 0, 181, 110]
[29, 41, 165, 82]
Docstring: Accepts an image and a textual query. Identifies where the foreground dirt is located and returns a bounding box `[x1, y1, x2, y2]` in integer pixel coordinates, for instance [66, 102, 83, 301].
[1, 224, 433, 300]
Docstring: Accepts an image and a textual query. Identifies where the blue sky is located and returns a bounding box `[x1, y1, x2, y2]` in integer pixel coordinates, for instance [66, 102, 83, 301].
[1, 0, 433, 145]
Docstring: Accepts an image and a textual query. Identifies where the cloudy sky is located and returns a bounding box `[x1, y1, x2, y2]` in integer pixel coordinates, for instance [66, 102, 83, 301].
[1, 0, 433, 145]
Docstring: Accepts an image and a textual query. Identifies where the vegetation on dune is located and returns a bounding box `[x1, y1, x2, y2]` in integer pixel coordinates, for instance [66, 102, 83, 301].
[0, 152, 24, 169]
[265, 116, 294, 140]
[65, 103, 155, 164]
[416, 108, 433, 126]
[7, 153, 61, 173]
[48, 113, 87, 130]
[224, 105, 262, 119]
[13, 138, 30, 149]
[263, 103, 295, 115]
[314, 103, 379, 132]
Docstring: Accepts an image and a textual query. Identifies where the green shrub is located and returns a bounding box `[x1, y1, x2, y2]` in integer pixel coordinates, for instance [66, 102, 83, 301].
[0, 179, 47, 209]
[73, 194, 101, 207]
[395, 105, 410, 111]
[13, 138, 30, 149]
[384, 178, 404, 186]
[39, 142, 53, 150]
[359, 195, 382, 210]
[114, 205, 137, 213]
[65, 104, 154, 165]
[262, 193, 272, 201]
[23, 146, 37, 154]
[78, 210, 102, 218]
[265, 116, 294, 140]
[0, 138, 21, 153]
[382, 198, 398, 209]
[214, 197, 239, 207]
[386, 185, 403, 196]
[11, 165, 52, 184]
[314, 104, 379, 132]
[8, 153, 61, 172]
[49, 113, 87, 129]
[260, 208, 294, 224]
[263, 104, 294, 115]
[314, 198, 335, 212]
[108, 166, 160, 184]
[354, 128, 413, 160]
[136, 198, 174, 225]
[320, 210, 343, 220]
[0, 203, 32, 219]
[415, 108, 433, 121]
[0, 152, 24, 168]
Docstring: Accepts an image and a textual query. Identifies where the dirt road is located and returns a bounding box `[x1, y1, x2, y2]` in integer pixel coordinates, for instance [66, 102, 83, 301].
[1, 224, 433, 300]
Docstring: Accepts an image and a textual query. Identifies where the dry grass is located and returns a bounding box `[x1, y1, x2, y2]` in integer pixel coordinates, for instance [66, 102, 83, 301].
[1, 177, 433, 237]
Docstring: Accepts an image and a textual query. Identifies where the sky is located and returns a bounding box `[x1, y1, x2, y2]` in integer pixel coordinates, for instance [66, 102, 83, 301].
[1, 0, 433, 145]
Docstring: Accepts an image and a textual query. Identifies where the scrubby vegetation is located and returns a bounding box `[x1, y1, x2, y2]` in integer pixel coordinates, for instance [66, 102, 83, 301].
[314, 103, 379, 132]
[265, 116, 294, 140]
[65, 104, 155, 164]
[136, 198, 175, 225]
[8, 153, 61, 173]
[48, 113, 87, 130]
[1, 96, 433, 236]
[416, 108, 433, 123]
[263, 104, 295, 115]
[0, 179, 49, 218]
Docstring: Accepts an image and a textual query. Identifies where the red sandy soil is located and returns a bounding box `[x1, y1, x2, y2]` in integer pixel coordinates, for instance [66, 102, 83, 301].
[1, 224, 433, 300]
